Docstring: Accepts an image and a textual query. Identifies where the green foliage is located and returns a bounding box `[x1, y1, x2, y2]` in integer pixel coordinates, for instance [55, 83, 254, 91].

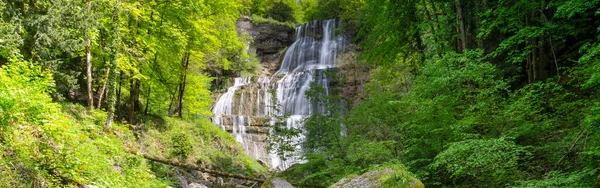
[138, 116, 268, 176]
[170, 132, 193, 160]
[299, 0, 363, 35]
[266, 2, 296, 23]
[300, 0, 362, 21]
[0, 55, 266, 187]
[0, 56, 54, 125]
[250, 14, 296, 28]
[431, 138, 530, 186]
[250, 0, 303, 23]
[513, 168, 598, 187]
[0, 59, 169, 187]
[281, 154, 359, 186]
[294, 0, 600, 183]
[376, 163, 424, 188]
[266, 88, 302, 162]
[2, 0, 257, 120]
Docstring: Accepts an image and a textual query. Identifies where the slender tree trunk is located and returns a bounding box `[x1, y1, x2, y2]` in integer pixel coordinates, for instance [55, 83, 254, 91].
[106, 0, 120, 129]
[85, 0, 93, 111]
[175, 52, 190, 118]
[116, 71, 123, 121]
[128, 78, 137, 124]
[145, 85, 151, 115]
[532, 37, 538, 81]
[455, 0, 467, 52]
[97, 65, 110, 109]
[168, 87, 177, 116]
[106, 56, 118, 128]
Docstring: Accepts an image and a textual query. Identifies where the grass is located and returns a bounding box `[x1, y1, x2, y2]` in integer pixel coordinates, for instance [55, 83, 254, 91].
[60, 103, 268, 185]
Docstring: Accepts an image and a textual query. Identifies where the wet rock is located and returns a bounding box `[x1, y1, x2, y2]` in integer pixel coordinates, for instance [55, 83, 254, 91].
[261, 177, 294, 188]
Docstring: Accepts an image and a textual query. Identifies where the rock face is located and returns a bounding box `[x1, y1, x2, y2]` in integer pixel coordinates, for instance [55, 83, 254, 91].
[235, 16, 295, 74]
[261, 177, 294, 188]
[331, 166, 424, 188]
[331, 47, 371, 108]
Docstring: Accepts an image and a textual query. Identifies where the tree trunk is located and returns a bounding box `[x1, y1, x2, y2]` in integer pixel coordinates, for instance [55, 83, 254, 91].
[116, 71, 123, 121]
[168, 86, 178, 116]
[145, 85, 151, 115]
[85, 0, 93, 111]
[125, 148, 267, 183]
[106, 0, 120, 129]
[455, 0, 467, 52]
[97, 65, 110, 109]
[106, 55, 118, 129]
[128, 78, 138, 124]
[175, 52, 190, 118]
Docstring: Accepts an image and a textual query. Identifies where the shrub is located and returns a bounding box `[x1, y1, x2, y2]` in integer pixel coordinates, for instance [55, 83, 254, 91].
[430, 138, 530, 187]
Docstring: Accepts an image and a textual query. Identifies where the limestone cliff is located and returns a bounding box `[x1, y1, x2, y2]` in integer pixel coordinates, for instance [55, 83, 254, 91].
[235, 16, 295, 75]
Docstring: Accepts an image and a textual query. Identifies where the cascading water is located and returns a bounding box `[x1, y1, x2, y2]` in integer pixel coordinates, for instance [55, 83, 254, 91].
[212, 19, 345, 170]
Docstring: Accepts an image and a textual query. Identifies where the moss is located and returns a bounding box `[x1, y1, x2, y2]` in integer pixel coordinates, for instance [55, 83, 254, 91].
[330, 163, 423, 188]
[377, 164, 423, 188]
[261, 177, 276, 188]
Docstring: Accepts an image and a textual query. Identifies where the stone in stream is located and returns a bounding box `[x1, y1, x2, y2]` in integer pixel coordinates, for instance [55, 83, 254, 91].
[261, 177, 294, 188]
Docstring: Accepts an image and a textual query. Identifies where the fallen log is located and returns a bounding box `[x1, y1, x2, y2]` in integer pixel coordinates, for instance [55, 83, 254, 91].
[126, 148, 326, 188]
[126, 148, 266, 183]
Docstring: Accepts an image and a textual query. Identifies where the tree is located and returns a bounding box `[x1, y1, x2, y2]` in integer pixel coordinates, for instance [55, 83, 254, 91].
[85, 0, 94, 111]
[106, 0, 120, 128]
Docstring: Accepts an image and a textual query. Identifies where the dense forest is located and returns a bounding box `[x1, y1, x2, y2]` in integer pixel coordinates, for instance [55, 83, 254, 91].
[1, 0, 599, 187]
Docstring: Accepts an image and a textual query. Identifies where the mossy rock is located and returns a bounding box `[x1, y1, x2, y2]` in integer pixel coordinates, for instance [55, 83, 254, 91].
[330, 164, 423, 188]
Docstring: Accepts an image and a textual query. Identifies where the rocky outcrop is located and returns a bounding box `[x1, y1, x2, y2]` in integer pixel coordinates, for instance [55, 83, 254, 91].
[332, 47, 371, 108]
[330, 165, 423, 188]
[235, 16, 295, 75]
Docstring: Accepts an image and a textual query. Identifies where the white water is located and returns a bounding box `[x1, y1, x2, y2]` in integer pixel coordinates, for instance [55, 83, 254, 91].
[212, 19, 345, 170]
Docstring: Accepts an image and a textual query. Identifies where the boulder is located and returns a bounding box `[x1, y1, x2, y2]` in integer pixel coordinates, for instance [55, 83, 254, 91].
[331, 165, 423, 188]
[261, 177, 294, 188]
[188, 183, 208, 188]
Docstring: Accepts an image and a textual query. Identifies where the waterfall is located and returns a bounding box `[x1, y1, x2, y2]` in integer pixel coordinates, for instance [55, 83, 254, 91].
[212, 19, 345, 170]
